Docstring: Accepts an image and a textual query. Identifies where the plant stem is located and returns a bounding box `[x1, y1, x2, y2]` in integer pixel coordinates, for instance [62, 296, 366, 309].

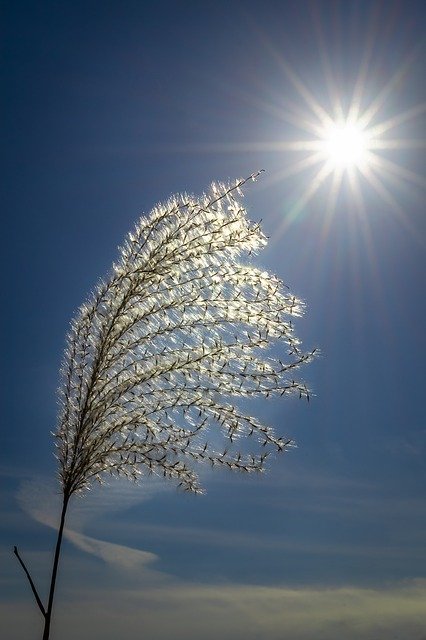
[42, 491, 70, 640]
[13, 546, 46, 617]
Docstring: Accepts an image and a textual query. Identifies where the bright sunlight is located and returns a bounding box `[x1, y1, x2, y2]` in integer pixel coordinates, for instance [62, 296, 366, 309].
[253, 40, 425, 226]
[321, 121, 369, 169]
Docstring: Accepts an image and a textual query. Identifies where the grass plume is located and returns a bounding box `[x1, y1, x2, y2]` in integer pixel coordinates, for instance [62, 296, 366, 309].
[15, 172, 315, 639]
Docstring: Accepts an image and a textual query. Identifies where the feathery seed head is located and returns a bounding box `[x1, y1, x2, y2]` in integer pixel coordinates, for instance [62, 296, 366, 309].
[56, 174, 315, 496]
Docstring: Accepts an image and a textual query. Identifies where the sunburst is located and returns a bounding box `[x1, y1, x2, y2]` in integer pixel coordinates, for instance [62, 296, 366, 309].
[262, 44, 426, 234]
[189, 50, 424, 233]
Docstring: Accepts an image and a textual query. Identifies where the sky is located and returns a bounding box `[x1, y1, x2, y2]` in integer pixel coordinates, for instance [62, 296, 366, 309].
[1, 1, 425, 638]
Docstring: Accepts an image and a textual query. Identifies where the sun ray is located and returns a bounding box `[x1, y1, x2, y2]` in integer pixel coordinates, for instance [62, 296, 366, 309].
[272, 160, 336, 238]
[347, 4, 381, 123]
[357, 162, 406, 220]
[346, 166, 367, 218]
[321, 166, 344, 240]
[291, 160, 335, 213]
[244, 93, 321, 136]
[357, 47, 421, 129]
[260, 35, 336, 131]
[278, 61, 335, 130]
[310, 2, 345, 121]
[345, 166, 383, 297]
[259, 151, 326, 194]
[366, 151, 426, 189]
[366, 103, 426, 138]
[346, 165, 397, 338]
[277, 151, 325, 178]
[368, 139, 426, 151]
[254, 85, 333, 139]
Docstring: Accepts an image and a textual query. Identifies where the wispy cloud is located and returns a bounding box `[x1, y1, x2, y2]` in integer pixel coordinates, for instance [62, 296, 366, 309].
[63, 528, 158, 571]
[16, 476, 167, 572]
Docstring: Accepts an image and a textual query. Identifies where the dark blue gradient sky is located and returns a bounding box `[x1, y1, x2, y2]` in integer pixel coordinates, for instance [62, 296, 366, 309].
[1, 2, 425, 639]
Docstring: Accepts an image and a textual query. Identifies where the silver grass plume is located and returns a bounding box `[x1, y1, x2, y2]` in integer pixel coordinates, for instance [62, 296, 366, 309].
[15, 173, 316, 640]
[56, 172, 315, 497]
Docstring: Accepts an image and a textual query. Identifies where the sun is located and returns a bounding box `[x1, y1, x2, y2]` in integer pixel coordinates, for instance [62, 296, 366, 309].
[238, 32, 425, 228]
[192, 17, 424, 229]
[321, 120, 369, 169]
[259, 67, 426, 233]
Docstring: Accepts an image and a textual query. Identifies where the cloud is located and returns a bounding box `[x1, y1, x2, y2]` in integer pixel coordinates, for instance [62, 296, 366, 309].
[2, 578, 426, 640]
[16, 476, 165, 572]
[9, 476, 426, 639]
[17, 475, 167, 528]
[62, 528, 158, 571]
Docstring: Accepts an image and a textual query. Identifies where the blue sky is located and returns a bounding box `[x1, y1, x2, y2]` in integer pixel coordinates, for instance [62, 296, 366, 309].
[1, 1, 425, 638]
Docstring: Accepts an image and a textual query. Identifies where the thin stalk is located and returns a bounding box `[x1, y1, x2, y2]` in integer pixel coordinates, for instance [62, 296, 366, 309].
[42, 491, 70, 640]
[13, 546, 46, 617]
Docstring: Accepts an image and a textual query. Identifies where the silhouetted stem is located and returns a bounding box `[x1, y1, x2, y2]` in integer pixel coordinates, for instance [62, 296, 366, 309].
[13, 546, 46, 617]
[42, 492, 70, 640]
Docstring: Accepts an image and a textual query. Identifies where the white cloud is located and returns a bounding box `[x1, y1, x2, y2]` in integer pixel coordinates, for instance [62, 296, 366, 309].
[16, 476, 167, 572]
[63, 528, 158, 571]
